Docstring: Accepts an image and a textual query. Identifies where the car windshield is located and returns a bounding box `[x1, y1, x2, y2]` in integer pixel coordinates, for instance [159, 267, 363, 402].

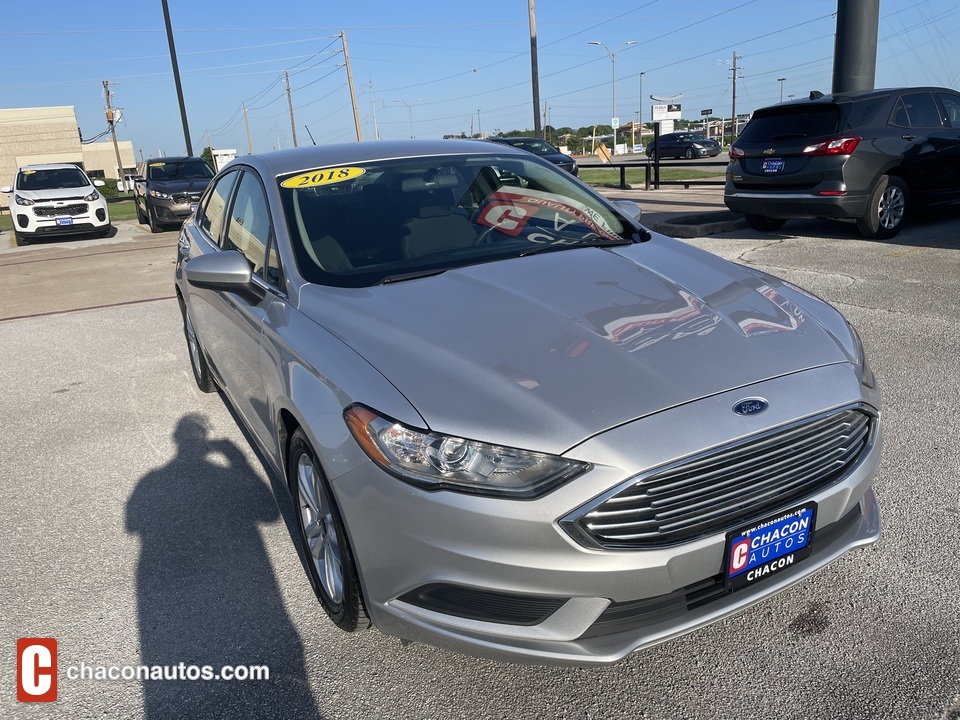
[498, 139, 558, 155]
[146, 160, 214, 181]
[17, 167, 90, 190]
[278, 153, 634, 287]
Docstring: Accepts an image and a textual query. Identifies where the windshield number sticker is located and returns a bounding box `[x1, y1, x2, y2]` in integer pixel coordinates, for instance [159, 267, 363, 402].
[281, 167, 365, 189]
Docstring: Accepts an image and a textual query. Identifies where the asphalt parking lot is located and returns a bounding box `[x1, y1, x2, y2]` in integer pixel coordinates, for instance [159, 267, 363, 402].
[1, 207, 959, 720]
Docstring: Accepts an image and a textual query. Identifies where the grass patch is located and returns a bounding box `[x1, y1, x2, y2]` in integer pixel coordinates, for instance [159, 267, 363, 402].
[0, 200, 137, 233]
[579, 167, 724, 187]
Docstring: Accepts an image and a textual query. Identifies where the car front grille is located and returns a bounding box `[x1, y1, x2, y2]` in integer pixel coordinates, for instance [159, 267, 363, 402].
[562, 407, 873, 549]
[34, 203, 88, 217]
[172, 192, 201, 205]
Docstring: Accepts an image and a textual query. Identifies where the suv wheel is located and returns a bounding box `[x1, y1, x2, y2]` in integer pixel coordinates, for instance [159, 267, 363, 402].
[857, 175, 908, 239]
[135, 200, 146, 224]
[745, 215, 787, 232]
[13, 229, 29, 246]
[147, 207, 163, 234]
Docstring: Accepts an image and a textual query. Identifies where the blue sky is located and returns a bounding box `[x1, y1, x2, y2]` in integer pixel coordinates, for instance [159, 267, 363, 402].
[3, 1, 959, 158]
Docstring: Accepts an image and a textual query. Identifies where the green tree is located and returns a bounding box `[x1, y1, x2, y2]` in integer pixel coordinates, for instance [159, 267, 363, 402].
[201, 146, 214, 168]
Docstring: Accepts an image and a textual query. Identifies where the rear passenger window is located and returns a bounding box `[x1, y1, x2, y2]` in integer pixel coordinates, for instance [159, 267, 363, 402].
[937, 93, 960, 127]
[891, 93, 942, 128]
[199, 170, 239, 240]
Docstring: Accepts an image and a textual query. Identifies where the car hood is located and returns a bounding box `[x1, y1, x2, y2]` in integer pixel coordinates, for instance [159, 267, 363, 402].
[543, 153, 576, 166]
[147, 178, 211, 194]
[15, 187, 95, 202]
[298, 236, 853, 455]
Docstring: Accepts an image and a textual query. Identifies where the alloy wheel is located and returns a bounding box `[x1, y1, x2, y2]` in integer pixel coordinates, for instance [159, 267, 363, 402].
[878, 186, 905, 230]
[297, 454, 344, 605]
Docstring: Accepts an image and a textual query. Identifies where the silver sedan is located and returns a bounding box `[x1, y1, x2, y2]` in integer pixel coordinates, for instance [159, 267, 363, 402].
[174, 139, 881, 666]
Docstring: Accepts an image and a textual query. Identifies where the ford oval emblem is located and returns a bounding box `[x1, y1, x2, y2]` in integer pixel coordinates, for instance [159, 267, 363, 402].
[733, 398, 768, 416]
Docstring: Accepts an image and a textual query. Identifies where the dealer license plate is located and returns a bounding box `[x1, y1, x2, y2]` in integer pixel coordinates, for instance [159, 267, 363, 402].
[761, 158, 784, 173]
[725, 503, 816, 591]
[55, 217, 73, 226]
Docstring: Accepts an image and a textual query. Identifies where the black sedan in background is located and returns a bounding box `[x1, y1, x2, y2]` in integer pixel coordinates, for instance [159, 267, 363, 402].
[487, 136, 579, 175]
[646, 132, 722, 160]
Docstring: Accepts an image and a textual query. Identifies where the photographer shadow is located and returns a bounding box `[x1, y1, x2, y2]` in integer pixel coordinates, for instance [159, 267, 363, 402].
[126, 413, 322, 719]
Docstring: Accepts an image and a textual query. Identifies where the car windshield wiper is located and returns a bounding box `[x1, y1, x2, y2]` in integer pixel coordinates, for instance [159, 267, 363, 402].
[377, 268, 449, 285]
[517, 238, 633, 258]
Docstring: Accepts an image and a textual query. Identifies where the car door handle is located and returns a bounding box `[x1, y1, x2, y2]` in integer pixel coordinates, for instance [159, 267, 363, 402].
[901, 134, 916, 140]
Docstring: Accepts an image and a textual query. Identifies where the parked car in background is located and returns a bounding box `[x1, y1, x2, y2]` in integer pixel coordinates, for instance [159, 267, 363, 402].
[724, 86, 960, 238]
[487, 136, 579, 175]
[646, 132, 722, 160]
[1, 163, 110, 246]
[175, 138, 881, 666]
[134, 156, 215, 233]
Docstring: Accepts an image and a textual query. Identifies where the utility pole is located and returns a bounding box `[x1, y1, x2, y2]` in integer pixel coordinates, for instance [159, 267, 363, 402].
[730, 51, 739, 147]
[285, 71, 298, 148]
[340, 31, 363, 142]
[477, 109, 482, 139]
[102, 81, 128, 193]
[242, 102, 253, 154]
[160, 0, 192, 155]
[365, 79, 381, 140]
[528, 0, 542, 139]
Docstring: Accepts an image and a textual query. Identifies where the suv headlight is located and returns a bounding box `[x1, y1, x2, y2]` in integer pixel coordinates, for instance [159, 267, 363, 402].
[83, 189, 100, 202]
[345, 405, 590, 498]
[14, 195, 35, 206]
[149, 189, 172, 199]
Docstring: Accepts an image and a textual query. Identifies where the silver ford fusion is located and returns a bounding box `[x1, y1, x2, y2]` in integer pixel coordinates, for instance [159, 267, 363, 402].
[174, 139, 881, 666]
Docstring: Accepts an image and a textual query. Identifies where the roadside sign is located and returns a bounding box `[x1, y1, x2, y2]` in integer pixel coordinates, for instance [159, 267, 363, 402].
[701, 109, 712, 116]
[611, 117, 620, 129]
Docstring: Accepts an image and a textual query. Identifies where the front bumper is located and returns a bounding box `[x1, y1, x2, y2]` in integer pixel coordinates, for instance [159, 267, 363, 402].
[148, 196, 199, 224]
[12, 201, 110, 238]
[330, 363, 882, 665]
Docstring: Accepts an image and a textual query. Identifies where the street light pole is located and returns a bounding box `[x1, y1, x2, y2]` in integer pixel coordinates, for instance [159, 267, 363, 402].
[588, 40, 636, 156]
[778, 77, 786, 102]
[394, 99, 419, 138]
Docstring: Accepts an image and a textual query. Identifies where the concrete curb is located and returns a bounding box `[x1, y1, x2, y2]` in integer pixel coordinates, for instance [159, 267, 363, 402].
[653, 213, 747, 238]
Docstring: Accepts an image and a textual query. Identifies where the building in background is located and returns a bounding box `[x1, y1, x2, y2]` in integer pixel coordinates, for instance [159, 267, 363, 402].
[0, 106, 136, 188]
[212, 148, 237, 172]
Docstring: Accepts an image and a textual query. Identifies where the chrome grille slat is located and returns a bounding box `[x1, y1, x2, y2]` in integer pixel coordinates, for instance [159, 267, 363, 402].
[567, 408, 873, 548]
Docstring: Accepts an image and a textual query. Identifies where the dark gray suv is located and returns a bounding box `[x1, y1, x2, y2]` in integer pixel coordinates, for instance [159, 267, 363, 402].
[724, 87, 960, 238]
[134, 156, 215, 233]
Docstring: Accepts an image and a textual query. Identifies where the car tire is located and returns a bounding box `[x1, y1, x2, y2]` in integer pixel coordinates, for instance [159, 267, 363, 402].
[135, 200, 146, 225]
[289, 428, 370, 633]
[13, 229, 29, 246]
[745, 215, 787, 232]
[648, 149, 656, 161]
[97, 224, 112, 238]
[147, 206, 163, 234]
[857, 175, 908, 239]
[684, 148, 695, 159]
[179, 298, 216, 393]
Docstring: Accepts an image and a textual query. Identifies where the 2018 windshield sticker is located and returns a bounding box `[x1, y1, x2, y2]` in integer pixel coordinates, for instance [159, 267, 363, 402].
[281, 167, 366, 189]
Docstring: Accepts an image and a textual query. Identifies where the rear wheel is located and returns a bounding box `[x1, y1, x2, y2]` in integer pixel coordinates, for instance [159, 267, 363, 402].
[179, 298, 215, 393]
[745, 215, 787, 232]
[857, 175, 908, 239]
[290, 429, 369, 632]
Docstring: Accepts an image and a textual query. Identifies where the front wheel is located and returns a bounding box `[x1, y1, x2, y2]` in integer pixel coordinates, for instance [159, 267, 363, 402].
[684, 148, 695, 159]
[745, 215, 787, 232]
[147, 206, 163, 234]
[135, 200, 146, 225]
[857, 175, 908, 239]
[13, 229, 29, 246]
[290, 429, 369, 632]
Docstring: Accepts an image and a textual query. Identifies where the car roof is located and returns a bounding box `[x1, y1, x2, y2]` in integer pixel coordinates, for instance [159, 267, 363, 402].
[18, 163, 86, 172]
[773, 86, 957, 108]
[228, 139, 525, 178]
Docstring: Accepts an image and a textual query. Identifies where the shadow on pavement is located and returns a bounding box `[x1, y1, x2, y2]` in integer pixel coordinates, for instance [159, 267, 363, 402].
[125, 413, 323, 719]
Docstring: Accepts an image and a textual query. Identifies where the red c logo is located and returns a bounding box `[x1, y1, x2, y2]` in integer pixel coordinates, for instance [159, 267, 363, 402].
[17, 638, 57, 703]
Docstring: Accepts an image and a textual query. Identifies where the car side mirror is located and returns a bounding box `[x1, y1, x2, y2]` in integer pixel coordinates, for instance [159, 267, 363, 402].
[0, 186, 11, 194]
[93, 180, 106, 188]
[612, 199, 643, 223]
[184, 250, 264, 302]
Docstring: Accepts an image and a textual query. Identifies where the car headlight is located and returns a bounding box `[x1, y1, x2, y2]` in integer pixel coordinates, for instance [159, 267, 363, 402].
[847, 322, 876, 389]
[692, 143, 704, 149]
[83, 190, 100, 202]
[14, 195, 35, 206]
[345, 405, 590, 498]
[149, 189, 172, 199]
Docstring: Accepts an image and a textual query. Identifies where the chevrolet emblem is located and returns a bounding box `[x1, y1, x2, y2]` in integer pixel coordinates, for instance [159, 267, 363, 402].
[763, 148, 775, 155]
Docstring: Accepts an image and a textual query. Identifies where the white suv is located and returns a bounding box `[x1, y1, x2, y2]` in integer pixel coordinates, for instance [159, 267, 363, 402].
[1, 163, 111, 246]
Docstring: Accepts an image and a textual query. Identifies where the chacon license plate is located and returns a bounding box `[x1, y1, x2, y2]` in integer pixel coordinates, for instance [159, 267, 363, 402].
[55, 217, 73, 226]
[725, 503, 817, 591]
[761, 158, 785, 173]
